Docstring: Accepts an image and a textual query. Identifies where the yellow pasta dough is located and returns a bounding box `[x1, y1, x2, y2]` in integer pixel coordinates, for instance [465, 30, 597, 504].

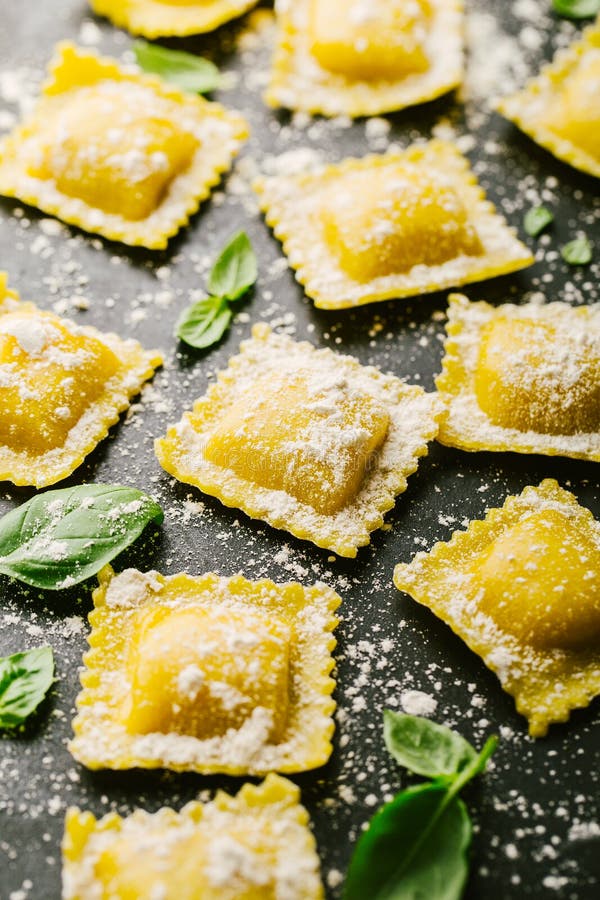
[394, 479, 600, 737]
[89, 0, 260, 37]
[496, 18, 600, 178]
[155, 324, 441, 556]
[254, 141, 533, 309]
[0, 43, 248, 248]
[265, 0, 464, 117]
[62, 774, 324, 899]
[0, 273, 162, 488]
[69, 566, 340, 774]
[436, 293, 600, 461]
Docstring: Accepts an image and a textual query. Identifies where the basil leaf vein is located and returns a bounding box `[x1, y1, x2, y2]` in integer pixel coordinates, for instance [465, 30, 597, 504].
[0, 485, 163, 589]
[0, 646, 54, 728]
[134, 41, 221, 93]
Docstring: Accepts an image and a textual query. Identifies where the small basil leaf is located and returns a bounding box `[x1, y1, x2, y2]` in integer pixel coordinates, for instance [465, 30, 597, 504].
[344, 783, 471, 900]
[561, 235, 593, 265]
[207, 231, 258, 301]
[0, 485, 163, 590]
[176, 296, 232, 349]
[524, 205, 554, 237]
[176, 295, 222, 340]
[0, 646, 54, 728]
[383, 711, 478, 779]
[552, 0, 600, 19]
[134, 41, 221, 93]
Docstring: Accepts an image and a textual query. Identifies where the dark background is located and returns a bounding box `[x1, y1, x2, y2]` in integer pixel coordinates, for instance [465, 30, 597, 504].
[0, 1, 599, 898]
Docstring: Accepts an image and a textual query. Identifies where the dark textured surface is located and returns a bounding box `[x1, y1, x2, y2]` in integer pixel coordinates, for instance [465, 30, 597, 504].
[0, 1, 599, 898]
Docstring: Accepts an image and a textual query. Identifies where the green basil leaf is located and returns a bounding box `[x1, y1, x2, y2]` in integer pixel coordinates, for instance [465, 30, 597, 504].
[523, 205, 554, 237]
[344, 719, 497, 900]
[383, 711, 478, 779]
[134, 41, 221, 93]
[552, 0, 600, 19]
[561, 235, 593, 265]
[0, 485, 163, 590]
[344, 783, 472, 900]
[207, 231, 258, 301]
[176, 296, 233, 349]
[0, 646, 54, 728]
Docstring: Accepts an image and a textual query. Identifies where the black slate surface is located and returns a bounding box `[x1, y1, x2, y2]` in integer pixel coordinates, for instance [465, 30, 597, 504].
[0, 1, 599, 898]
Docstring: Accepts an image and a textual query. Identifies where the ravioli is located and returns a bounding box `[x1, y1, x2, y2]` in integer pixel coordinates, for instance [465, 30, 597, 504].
[265, 0, 464, 117]
[394, 480, 600, 737]
[69, 566, 340, 774]
[254, 141, 533, 309]
[89, 0, 260, 37]
[496, 18, 600, 178]
[62, 774, 324, 899]
[0, 273, 162, 488]
[0, 43, 248, 248]
[155, 323, 441, 556]
[436, 293, 600, 461]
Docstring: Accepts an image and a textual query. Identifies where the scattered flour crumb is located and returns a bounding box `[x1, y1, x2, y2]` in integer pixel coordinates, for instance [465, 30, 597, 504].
[542, 875, 569, 890]
[400, 689, 438, 717]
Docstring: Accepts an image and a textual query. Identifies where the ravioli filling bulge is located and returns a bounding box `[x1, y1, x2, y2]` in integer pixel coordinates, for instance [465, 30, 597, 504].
[0, 311, 118, 453]
[308, 0, 432, 80]
[125, 602, 292, 742]
[204, 369, 390, 515]
[320, 164, 483, 282]
[474, 317, 600, 435]
[470, 508, 600, 651]
[28, 82, 199, 220]
[542, 51, 600, 162]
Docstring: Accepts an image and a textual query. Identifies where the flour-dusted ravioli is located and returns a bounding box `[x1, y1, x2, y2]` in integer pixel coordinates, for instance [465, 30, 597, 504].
[89, 0, 261, 38]
[254, 142, 533, 310]
[155, 324, 441, 556]
[394, 480, 600, 737]
[265, 0, 464, 117]
[62, 774, 324, 899]
[0, 43, 248, 249]
[70, 565, 340, 774]
[497, 18, 600, 178]
[436, 293, 600, 461]
[0, 273, 161, 488]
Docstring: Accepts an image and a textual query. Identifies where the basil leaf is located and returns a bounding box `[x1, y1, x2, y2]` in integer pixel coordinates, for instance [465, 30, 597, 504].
[176, 233, 257, 350]
[383, 711, 478, 779]
[176, 296, 233, 349]
[561, 235, 593, 265]
[207, 231, 258, 301]
[134, 41, 220, 93]
[523, 205, 554, 237]
[552, 0, 600, 19]
[344, 783, 471, 900]
[0, 485, 163, 590]
[0, 646, 54, 728]
[345, 718, 497, 900]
